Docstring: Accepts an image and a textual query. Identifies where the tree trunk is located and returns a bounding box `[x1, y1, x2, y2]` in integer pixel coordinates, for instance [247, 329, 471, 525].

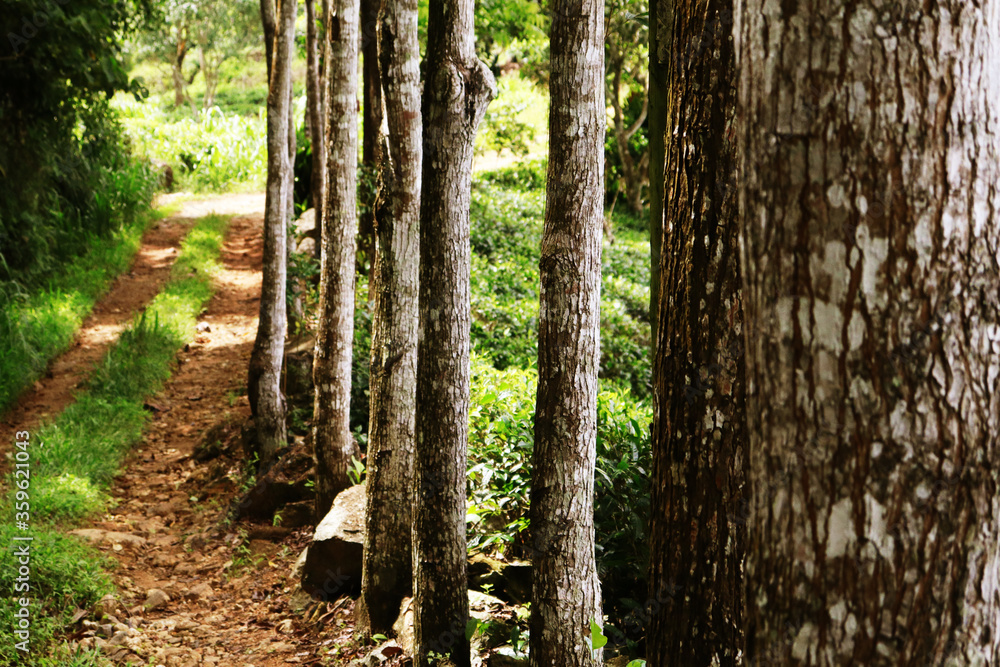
[411, 0, 495, 664]
[171, 38, 189, 109]
[647, 0, 669, 342]
[248, 0, 295, 469]
[305, 0, 327, 218]
[736, 2, 1000, 664]
[528, 0, 604, 664]
[312, 0, 360, 517]
[355, 0, 422, 637]
[647, 1, 744, 665]
[358, 0, 382, 275]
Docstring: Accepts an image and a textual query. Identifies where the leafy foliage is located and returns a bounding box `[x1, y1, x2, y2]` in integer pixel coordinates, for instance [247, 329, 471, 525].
[115, 95, 268, 191]
[0, 0, 155, 283]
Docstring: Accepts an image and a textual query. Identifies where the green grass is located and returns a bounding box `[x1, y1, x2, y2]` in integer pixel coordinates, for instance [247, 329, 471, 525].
[0, 213, 229, 663]
[0, 212, 160, 416]
[0, 523, 116, 666]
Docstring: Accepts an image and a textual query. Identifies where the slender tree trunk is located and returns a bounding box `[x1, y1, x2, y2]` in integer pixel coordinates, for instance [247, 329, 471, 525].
[356, 0, 422, 637]
[312, 0, 360, 517]
[647, 0, 670, 341]
[411, 0, 495, 664]
[249, 0, 296, 468]
[648, 1, 744, 664]
[358, 0, 382, 274]
[305, 0, 327, 219]
[736, 1, 1000, 664]
[171, 38, 189, 108]
[528, 0, 604, 664]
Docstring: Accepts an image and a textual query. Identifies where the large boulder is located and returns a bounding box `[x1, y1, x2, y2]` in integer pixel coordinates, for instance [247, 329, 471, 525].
[467, 554, 531, 604]
[301, 483, 366, 600]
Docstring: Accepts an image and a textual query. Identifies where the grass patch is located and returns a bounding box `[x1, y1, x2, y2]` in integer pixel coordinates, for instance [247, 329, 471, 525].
[0, 214, 228, 662]
[0, 523, 115, 666]
[0, 213, 160, 416]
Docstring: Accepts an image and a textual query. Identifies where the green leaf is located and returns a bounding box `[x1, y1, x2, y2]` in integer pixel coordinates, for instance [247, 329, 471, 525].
[589, 619, 608, 650]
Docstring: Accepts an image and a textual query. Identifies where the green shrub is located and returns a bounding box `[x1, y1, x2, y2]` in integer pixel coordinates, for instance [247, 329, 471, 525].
[115, 95, 268, 192]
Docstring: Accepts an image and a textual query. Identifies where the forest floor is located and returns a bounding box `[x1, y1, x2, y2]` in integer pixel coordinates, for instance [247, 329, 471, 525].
[2, 194, 366, 666]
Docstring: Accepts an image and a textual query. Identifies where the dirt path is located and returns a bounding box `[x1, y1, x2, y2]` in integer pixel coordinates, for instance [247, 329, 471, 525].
[4, 193, 370, 665]
[0, 194, 263, 475]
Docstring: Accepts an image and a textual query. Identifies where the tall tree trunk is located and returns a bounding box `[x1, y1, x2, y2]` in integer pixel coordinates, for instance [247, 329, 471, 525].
[736, 1, 1000, 664]
[647, 0, 670, 341]
[648, 1, 744, 664]
[358, 0, 382, 274]
[411, 0, 495, 664]
[249, 0, 296, 468]
[355, 0, 422, 637]
[305, 0, 326, 220]
[528, 0, 604, 664]
[312, 0, 360, 517]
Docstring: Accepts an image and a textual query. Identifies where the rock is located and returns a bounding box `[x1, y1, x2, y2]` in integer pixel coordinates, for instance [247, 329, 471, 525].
[294, 208, 316, 238]
[152, 552, 179, 569]
[468, 554, 531, 604]
[301, 484, 366, 600]
[297, 236, 316, 257]
[605, 658, 632, 667]
[93, 594, 121, 618]
[145, 589, 170, 610]
[184, 582, 213, 600]
[70, 529, 147, 548]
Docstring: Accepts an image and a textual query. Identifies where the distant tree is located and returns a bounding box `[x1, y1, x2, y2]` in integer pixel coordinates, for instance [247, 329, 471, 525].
[248, 0, 295, 468]
[605, 0, 648, 214]
[411, 0, 495, 664]
[738, 1, 1000, 663]
[312, 0, 360, 515]
[137, 0, 259, 110]
[356, 0, 422, 638]
[303, 0, 325, 218]
[528, 0, 604, 663]
[647, 0, 745, 664]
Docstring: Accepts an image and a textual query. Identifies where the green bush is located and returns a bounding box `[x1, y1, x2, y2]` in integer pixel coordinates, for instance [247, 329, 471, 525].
[115, 95, 268, 192]
[469, 174, 651, 397]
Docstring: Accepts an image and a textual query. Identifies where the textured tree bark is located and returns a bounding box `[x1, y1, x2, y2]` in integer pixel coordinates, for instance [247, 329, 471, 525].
[312, 0, 360, 517]
[411, 0, 495, 664]
[356, 0, 422, 637]
[305, 0, 326, 221]
[249, 0, 295, 468]
[648, 1, 745, 665]
[647, 0, 670, 342]
[528, 0, 604, 664]
[736, 1, 1000, 664]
